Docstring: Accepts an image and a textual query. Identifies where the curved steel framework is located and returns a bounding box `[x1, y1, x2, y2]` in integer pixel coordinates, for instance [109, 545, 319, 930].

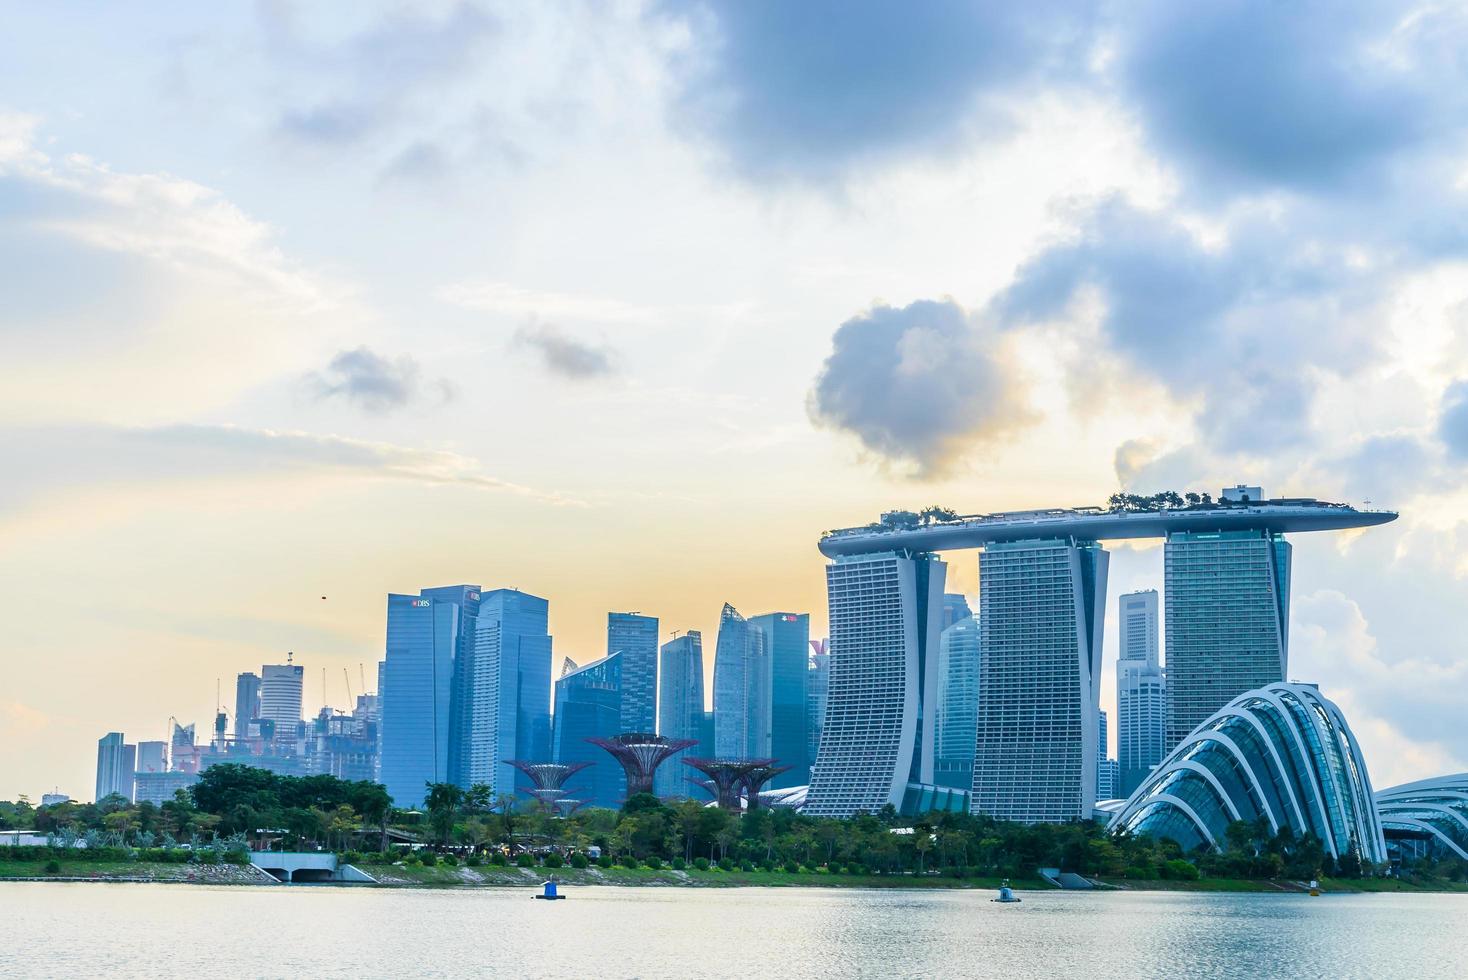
[507, 760, 592, 810]
[740, 764, 792, 810]
[1375, 773, 1468, 860]
[684, 758, 770, 809]
[1108, 682, 1387, 864]
[587, 733, 698, 798]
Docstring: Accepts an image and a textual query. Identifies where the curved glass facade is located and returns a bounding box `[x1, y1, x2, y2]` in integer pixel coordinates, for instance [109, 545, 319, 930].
[1108, 682, 1387, 864]
[1375, 774, 1468, 860]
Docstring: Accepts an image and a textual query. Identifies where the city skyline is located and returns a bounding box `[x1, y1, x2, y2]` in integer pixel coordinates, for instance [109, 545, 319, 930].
[5, 2, 1468, 807]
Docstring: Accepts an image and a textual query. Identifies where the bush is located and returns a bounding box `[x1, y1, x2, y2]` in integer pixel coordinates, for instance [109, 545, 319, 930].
[466, 856, 482, 867]
[1124, 864, 1158, 880]
[597, 856, 614, 869]
[515, 854, 535, 868]
[643, 856, 663, 870]
[544, 854, 564, 869]
[341, 851, 363, 865]
[1161, 859, 1199, 881]
[759, 859, 776, 872]
[619, 854, 640, 869]
[739, 860, 754, 872]
[569, 853, 589, 869]
[693, 857, 710, 871]
[418, 852, 437, 867]
[717, 858, 734, 871]
[670, 857, 685, 870]
[783, 860, 801, 874]
[439, 854, 458, 867]
[828, 862, 843, 875]
[44, 860, 61, 874]
[491, 852, 509, 866]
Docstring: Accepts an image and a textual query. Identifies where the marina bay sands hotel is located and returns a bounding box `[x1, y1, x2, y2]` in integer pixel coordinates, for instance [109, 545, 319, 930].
[803, 486, 1396, 821]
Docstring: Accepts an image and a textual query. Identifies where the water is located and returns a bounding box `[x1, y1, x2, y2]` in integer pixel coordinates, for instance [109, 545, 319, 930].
[1, 883, 1463, 978]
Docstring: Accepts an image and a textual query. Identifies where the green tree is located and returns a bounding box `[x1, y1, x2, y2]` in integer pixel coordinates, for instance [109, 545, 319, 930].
[424, 783, 465, 847]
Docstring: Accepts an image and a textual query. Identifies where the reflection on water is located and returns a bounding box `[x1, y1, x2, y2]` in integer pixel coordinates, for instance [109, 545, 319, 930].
[2, 883, 1463, 979]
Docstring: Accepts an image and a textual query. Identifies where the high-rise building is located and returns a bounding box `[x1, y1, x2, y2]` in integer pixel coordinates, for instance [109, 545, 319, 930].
[380, 594, 458, 807]
[1117, 589, 1165, 798]
[419, 585, 482, 790]
[935, 614, 980, 791]
[749, 612, 811, 787]
[712, 603, 769, 759]
[806, 640, 829, 766]
[805, 552, 948, 817]
[971, 538, 1108, 823]
[1165, 529, 1290, 751]
[95, 733, 135, 802]
[478, 589, 553, 798]
[1097, 710, 1117, 800]
[608, 612, 659, 734]
[135, 740, 166, 775]
[552, 653, 624, 806]
[655, 632, 705, 797]
[940, 593, 973, 631]
[259, 663, 304, 740]
[234, 672, 261, 739]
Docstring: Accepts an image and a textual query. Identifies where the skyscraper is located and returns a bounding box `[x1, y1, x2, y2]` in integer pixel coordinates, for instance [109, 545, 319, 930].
[1117, 589, 1165, 798]
[380, 594, 458, 807]
[807, 640, 829, 766]
[656, 631, 705, 797]
[1096, 710, 1117, 800]
[135, 740, 166, 775]
[607, 612, 658, 734]
[259, 663, 304, 740]
[95, 733, 134, 802]
[940, 592, 973, 631]
[712, 603, 769, 759]
[971, 538, 1108, 823]
[552, 653, 624, 806]
[234, 672, 260, 739]
[805, 551, 947, 817]
[418, 584, 482, 789]
[935, 613, 980, 791]
[1165, 529, 1290, 751]
[749, 612, 811, 786]
[478, 589, 553, 797]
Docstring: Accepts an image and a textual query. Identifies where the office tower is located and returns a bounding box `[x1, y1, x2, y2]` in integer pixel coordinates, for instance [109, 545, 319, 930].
[234, 673, 261, 739]
[1117, 589, 1165, 797]
[552, 654, 624, 806]
[749, 612, 811, 787]
[608, 612, 659, 734]
[1096, 710, 1117, 799]
[418, 585, 482, 790]
[712, 603, 769, 758]
[259, 663, 304, 739]
[655, 632, 705, 797]
[805, 552, 948, 817]
[807, 640, 829, 766]
[971, 539, 1108, 823]
[135, 741, 166, 775]
[380, 594, 458, 807]
[478, 589, 553, 797]
[941, 593, 973, 631]
[934, 613, 980, 791]
[307, 700, 380, 783]
[170, 722, 200, 774]
[95, 733, 134, 802]
[1165, 529, 1290, 751]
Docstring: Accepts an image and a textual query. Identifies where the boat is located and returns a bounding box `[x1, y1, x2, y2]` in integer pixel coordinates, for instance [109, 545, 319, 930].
[533, 879, 566, 901]
[991, 879, 1022, 903]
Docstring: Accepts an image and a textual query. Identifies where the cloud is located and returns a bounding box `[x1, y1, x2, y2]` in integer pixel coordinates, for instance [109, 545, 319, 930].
[809, 298, 1030, 475]
[439, 280, 657, 325]
[0, 423, 581, 518]
[661, 0, 1090, 182]
[1438, 381, 1468, 459]
[513, 323, 616, 380]
[304, 346, 451, 413]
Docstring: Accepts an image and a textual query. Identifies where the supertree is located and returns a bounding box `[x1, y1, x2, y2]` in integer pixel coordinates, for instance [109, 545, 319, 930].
[739, 764, 792, 810]
[682, 758, 771, 810]
[585, 733, 697, 798]
[507, 760, 592, 810]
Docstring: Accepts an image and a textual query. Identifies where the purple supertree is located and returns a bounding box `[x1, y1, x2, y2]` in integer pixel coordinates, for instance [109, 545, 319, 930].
[682, 758, 772, 810]
[585, 733, 697, 798]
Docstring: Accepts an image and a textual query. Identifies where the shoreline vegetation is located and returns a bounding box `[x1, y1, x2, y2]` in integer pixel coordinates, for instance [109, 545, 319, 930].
[6, 765, 1466, 896]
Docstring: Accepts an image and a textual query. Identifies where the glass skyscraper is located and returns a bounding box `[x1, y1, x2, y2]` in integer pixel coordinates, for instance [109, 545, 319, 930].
[805, 551, 947, 817]
[95, 732, 135, 803]
[1164, 530, 1290, 752]
[749, 612, 811, 786]
[971, 538, 1107, 823]
[418, 584, 482, 789]
[935, 613, 980, 791]
[380, 594, 458, 807]
[655, 631, 705, 797]
[552, 653, 624, 806]
[478, 589, 553, 798]
[234, 672, 260, 739]
[712, 603, 769, 759]
[806, 640, 829, 766]
[259, 664, 304, 741]
[1117, 589, 1165, 798]
[607, 612, 658, 734]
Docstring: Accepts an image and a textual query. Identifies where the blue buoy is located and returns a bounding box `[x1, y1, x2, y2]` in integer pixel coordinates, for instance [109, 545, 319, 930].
[992, 878, 1022, 903]
[533, 878, 566, 900]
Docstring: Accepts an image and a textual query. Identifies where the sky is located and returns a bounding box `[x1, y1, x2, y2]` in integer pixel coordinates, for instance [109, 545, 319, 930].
[3, 0, 1468, 801]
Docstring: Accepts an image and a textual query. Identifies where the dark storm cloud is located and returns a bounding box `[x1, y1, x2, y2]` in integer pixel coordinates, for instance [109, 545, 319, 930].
[661, 0, 1091, 181]
[809, 299, 1029, 474]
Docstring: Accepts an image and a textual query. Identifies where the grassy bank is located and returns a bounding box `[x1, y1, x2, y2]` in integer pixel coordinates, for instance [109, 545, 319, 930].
[366, 863, 1052, 890]
[0, 859, 270, 883]
[1096, 875, 1468, 894]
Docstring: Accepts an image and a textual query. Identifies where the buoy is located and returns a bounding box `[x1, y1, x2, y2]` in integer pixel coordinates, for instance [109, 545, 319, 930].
[1308, 879, 1321, 897]
[991, 878, 1022, 903]
[533, 878, 566, 900]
